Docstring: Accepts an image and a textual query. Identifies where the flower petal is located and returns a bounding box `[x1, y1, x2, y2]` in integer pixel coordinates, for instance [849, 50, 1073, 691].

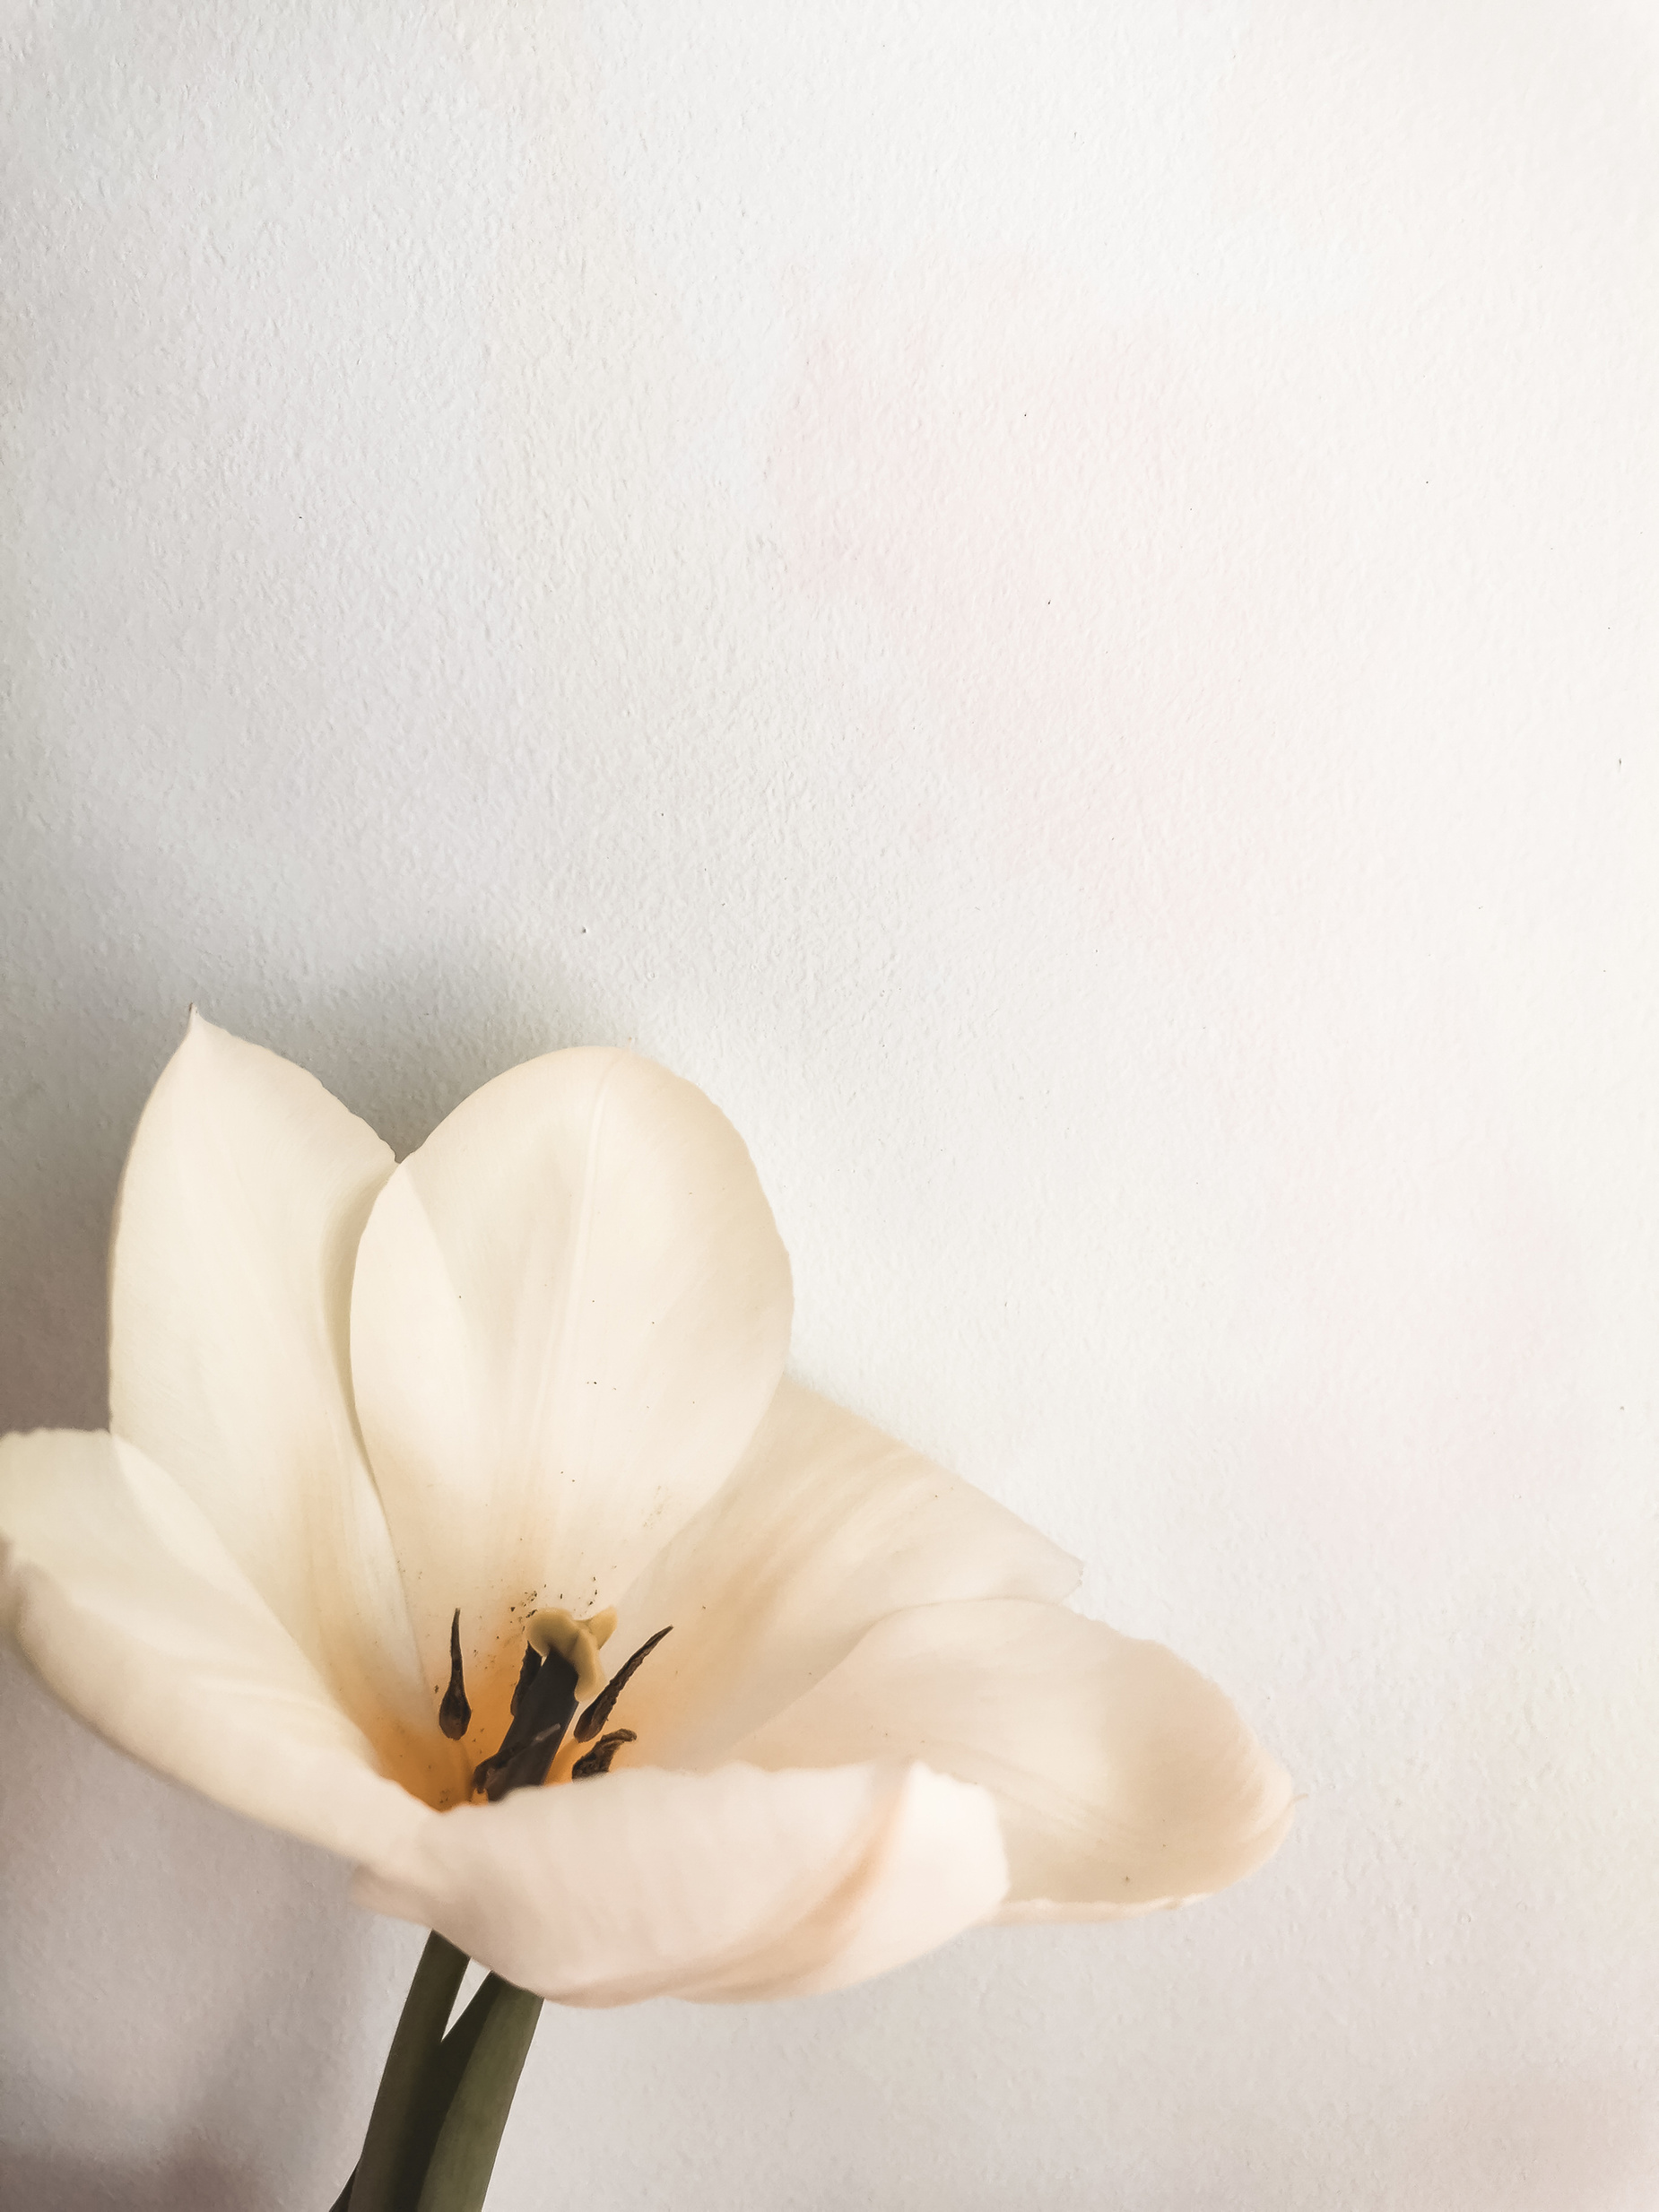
[347, 1050, 792, 1759]
[731, 1599, 1294, 1914]
[108, 1014, 434, 1767]
[595, 1381, 1081, 1772]
[351, 1759, 1007, 2006]
[0, 1428, 431, 1857]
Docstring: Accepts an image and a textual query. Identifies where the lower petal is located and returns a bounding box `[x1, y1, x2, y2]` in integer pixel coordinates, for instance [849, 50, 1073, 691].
[732, 1599, 1294, 1914]
[351, 1759, 1009, 2006]
[0, 1429, 435, 1861]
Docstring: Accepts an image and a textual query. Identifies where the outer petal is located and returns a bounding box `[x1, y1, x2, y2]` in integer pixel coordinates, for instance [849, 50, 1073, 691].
[731, 1600, 1294, 1915]
[591, 1381, 1081, 1772]
[0, 1429, 431, 1860]
[351, 1759, 1008, 2007]
[348, 1050, 792, 1761]
[108, 1014, 438, 1780]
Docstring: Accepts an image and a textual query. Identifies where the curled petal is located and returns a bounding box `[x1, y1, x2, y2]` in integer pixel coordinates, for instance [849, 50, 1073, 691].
[349, 1050, 792, 1759]
[107, 1013, 430, 1760]
[352, 1760, 1008, 2006]
[599, 1381, 1080, 1771]
[733, 1599, 1294, 1914]
[0, 1429, 434, 1858]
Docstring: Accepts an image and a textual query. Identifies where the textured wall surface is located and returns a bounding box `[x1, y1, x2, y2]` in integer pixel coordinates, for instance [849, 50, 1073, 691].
[3, 4, 1656, 2207]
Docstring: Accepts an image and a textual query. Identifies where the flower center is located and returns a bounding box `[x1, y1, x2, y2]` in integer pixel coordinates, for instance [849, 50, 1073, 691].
[441, 1610, 673, 1802]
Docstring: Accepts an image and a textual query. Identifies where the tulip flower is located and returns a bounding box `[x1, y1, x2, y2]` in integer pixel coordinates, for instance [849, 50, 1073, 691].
[0, 1016, 1292, 2204]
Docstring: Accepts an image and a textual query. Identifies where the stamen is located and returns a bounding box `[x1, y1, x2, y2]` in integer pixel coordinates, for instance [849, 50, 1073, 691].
[438, 1609, 472, 1740]
[472, 1642, 579, 1801]
[571, 1730, 636, 1780]
[572, 1625, 672, 1742]
[509, 1642, 542, 1717]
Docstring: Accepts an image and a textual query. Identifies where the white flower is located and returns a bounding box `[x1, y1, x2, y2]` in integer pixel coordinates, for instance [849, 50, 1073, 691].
[0, 1017, 1292, 2006]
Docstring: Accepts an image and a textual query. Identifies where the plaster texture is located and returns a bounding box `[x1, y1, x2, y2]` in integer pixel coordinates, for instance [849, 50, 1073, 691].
[3, 4, 1655, 2207]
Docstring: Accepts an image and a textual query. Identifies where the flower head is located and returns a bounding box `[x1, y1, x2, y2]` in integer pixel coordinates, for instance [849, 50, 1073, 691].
[0, 1017, 1291, 2005]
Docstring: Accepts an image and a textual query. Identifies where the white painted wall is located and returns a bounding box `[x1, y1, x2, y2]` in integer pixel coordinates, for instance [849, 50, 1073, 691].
[4, 4, 1655, 2205]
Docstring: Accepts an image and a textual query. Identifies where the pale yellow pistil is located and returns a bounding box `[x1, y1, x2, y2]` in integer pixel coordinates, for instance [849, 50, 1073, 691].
[525, 1605, 617, 1700]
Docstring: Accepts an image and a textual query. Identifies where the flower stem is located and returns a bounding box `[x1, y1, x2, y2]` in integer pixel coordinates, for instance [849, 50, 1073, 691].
[328, 1932, 543, 2212]
[343, 1930, 469, 2212]
[413, 1975, 543, 2212]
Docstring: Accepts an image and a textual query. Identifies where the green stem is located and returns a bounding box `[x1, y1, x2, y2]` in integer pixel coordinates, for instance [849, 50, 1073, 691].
[413, 1977, 543, 2212]
[341, 1931, 469, 2212]
[327, 1934, 543, 2212]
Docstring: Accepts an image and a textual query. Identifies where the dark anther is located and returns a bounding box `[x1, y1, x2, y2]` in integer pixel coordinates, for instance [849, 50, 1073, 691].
[471, 1641, 579, 1801]
[572, 1625, 673, 1742]
[509, 1641, 543, 1716]
[570, 1729, 637, 1781]
[439, 1609, 472, 1740]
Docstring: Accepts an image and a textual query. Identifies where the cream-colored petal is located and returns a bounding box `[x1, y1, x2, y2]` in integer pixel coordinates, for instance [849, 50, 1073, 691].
[352, 1759, 1006, 2007]
[593, 1382, 1080, 1773]
[108, 1013, 436, 1775]
[0, 1429, 431, 1860]
[732, 1600, 1294, 1915]
[348, 1050, 792, 1763]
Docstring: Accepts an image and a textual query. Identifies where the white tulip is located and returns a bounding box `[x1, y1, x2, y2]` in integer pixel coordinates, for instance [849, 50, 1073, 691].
[0, 1016, 1292, 2008]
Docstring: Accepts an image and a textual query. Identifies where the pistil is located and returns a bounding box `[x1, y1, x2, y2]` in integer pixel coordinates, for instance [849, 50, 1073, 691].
[472, 1642, 580, 1801]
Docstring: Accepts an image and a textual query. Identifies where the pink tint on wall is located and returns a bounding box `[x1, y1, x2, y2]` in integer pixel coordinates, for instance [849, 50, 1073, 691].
[765, 256, 1342, 942]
